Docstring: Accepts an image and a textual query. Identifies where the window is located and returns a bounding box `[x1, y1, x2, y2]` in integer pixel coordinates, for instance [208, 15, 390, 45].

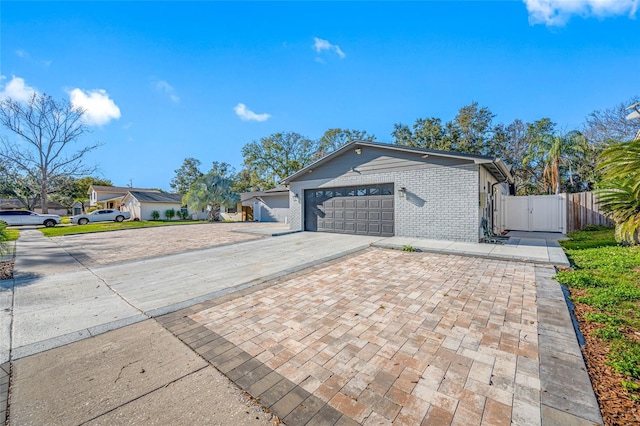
[226, 204, 237, 213]
[356, 188, 367, 196]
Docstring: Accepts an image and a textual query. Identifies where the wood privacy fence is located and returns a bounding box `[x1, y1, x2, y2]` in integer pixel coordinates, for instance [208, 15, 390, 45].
[565, 191, 615, 233]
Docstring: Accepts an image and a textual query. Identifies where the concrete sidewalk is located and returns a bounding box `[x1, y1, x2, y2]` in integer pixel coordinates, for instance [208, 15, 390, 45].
[8, 320, 276, 426]
[374, 231, 570, 267]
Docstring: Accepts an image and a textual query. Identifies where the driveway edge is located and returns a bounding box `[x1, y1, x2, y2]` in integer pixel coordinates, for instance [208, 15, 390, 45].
[146, 244, 371, 318]
[535, 265, 603, 425]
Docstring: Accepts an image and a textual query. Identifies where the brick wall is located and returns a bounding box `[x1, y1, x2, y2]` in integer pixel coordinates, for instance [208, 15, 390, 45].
[288, 164, 480, 242]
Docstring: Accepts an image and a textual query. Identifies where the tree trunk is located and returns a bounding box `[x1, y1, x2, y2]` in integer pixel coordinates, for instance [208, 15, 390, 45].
[41, 181, 48, 213]
[210, 204, 221, 221]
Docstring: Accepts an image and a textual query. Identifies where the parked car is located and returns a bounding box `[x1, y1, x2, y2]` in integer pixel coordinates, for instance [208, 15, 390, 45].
[70, 209, 131, 225]
[0, 210, 61, 227]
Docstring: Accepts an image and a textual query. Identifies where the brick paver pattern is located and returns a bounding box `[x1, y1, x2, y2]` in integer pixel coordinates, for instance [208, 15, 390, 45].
[190, 249, 541, 425]
[52, 222, 281, 265]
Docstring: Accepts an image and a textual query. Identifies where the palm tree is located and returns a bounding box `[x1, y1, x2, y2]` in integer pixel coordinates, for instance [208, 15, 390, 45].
[182, 172, 239, 221]
[524, 130, 587, 194]
[596, 139, 640, 245]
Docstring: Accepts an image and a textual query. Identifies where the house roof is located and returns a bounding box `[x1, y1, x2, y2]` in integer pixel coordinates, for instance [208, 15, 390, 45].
[126, 191, 185, 204]
[0, 198, 67, 209]
[240, 187, 289, 202]
[280, 140, 514, 185]
[88, 185, 162, 195]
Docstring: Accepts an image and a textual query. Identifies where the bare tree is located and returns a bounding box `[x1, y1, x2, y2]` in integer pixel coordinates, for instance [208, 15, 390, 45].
[583, 96, 640, 146]
[0, 93, 101, 213]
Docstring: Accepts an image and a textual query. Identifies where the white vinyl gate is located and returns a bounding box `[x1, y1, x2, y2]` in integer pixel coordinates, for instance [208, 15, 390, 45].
[502, 194, 566, 233]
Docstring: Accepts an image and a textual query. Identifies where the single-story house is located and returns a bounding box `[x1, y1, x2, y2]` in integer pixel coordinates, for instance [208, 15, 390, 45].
[0, 198, 68, 215]
[280, 140, 514, 242]
[240, 188, 290, 223]
[88, 185, 161, 209]
[122, 191, 205, 221]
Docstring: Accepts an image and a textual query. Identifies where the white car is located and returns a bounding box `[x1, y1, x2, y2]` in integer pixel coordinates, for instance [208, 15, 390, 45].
[0, 210, 61, 227]
[70, 209, 131, 225]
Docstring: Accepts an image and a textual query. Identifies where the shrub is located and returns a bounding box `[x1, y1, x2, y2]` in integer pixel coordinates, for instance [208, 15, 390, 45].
[164, 208, 176, 220]
[151, 210, 160, 221]
[179, 208, 189, 220]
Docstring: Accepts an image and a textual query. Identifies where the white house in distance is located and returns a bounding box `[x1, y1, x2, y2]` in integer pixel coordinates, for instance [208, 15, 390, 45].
[122, 191, 208, 221]
[88, 185, 161, 209]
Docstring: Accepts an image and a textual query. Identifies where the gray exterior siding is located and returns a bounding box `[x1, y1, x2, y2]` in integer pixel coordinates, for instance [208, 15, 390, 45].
[289, 163, 480, 242]
[254, 194, 289, 222]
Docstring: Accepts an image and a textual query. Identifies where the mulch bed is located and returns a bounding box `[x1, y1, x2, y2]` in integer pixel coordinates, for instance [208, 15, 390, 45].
[570, 289, 640, 425]
[0, 260, 13, 280]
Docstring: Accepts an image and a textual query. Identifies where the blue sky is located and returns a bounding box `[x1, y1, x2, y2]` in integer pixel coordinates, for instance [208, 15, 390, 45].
[1, 1, 638, 191]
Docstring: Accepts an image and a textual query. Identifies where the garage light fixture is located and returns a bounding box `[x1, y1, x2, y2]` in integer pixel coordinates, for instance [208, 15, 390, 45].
[398, 187, 406, 198]
[293, 192, 299, 200]
[355, 148, 362, 155]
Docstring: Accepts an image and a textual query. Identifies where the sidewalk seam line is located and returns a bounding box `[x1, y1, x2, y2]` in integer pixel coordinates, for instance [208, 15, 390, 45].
[77, 365, 208, 425]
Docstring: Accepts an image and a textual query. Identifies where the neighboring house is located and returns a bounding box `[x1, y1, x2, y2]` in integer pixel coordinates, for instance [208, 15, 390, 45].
[88, 185, 161, 209]
[0, 198, 68, 215]
[71, 200, 90, 216]
[240, 188, 290, 223]
[122, 191, 188, 221]
[280, 140, 513, 242]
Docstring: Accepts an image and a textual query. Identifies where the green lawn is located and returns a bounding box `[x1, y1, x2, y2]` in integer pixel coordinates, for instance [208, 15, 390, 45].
[40, 220, 203, 237]
[556, 226, 640, 398]
[4, 228, 19, 241]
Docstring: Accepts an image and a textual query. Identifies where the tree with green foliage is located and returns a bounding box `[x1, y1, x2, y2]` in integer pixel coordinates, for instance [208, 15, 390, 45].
[241, 131, 316, 190]
[597, 139, 640, 245]
[316, 128, 375, 158]
[151, 210, 160, 220]
[393, 102, 495, 155]
[0, 93, 101, 213]
[524, 130, 588, 195]
[170, 157, 203, 194]
[392, 117, 448, 150]
[182, 171, 239, 221]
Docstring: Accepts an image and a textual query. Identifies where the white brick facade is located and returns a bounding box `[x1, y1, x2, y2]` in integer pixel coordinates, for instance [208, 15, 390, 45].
[288, 164, 480, 242]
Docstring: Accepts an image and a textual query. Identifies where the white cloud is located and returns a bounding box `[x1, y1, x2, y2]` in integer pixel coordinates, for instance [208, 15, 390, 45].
[234, 103, 271, 122]
[0, 75, 37, 102]
[153, 79, 180, 103]
[524, 0, 639, 25]
[313, 37, 346, 59]
[68, 88, 121, 126]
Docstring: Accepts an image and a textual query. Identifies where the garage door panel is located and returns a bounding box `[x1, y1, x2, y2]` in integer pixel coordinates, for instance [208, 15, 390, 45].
[382, 224, 394, 234]
[304, 185, 394, 237]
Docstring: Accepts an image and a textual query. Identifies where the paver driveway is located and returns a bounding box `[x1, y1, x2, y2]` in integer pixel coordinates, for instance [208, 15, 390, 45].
[167, 249, 544, 425]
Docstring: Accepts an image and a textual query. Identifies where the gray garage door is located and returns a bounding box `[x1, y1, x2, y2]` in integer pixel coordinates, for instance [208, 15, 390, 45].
[304, 184, 394, 237]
